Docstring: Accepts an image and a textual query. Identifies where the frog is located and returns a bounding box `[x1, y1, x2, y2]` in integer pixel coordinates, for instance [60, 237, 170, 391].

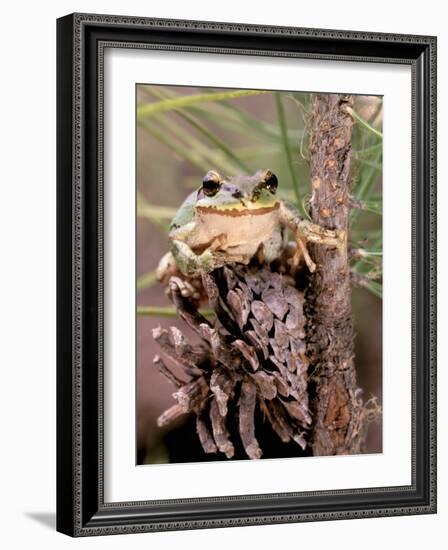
[156, 169, 345, 281]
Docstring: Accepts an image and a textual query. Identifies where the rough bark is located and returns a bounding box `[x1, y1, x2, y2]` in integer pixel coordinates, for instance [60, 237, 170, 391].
[306, 94, 366, 455]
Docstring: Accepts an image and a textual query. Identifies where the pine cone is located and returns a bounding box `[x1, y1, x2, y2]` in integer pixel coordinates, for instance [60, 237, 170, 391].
[153, 261, 311, 459]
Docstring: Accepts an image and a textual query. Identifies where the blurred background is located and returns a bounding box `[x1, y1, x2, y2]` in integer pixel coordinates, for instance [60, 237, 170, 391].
[136, 85, 383, 464]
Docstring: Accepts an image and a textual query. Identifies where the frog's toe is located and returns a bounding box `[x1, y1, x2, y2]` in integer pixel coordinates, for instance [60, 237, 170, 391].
[169, 276, 197, 299]
[156, 251, 177, 283]
[210, 233, 228, 251]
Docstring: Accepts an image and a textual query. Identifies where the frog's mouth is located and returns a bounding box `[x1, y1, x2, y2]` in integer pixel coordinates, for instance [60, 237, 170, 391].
[196, 202, 280, 217]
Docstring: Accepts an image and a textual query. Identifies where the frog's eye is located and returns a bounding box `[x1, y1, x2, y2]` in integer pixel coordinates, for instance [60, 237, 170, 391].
[202, 171, 222, 196]
[264, 171, 278, 194]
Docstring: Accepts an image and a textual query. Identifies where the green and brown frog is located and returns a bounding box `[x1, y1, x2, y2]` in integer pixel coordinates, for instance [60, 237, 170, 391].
[157, 169, 345, 283]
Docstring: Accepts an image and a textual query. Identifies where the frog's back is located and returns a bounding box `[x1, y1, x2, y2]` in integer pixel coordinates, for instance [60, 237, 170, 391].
[169, 190, 197, 231]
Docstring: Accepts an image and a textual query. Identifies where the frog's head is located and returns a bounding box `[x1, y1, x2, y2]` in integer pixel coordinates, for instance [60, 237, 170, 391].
[195, 169, 280, 216]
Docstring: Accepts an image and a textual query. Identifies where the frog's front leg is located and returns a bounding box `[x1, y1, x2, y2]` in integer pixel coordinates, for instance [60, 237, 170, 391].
[171, 238, 223, 276]
[171, 237, 251, 276]
[279, 201, 346, 272]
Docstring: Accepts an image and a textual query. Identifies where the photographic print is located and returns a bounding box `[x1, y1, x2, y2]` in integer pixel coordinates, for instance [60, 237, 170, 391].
[57, 14, 436, 534]
[136, 85, 383, 465]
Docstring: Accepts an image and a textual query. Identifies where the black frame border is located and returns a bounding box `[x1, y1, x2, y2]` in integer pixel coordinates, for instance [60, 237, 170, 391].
[56, 13, 437, 537]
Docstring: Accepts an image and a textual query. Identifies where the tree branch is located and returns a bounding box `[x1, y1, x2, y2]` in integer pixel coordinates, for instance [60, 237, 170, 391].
[306, 94, 368, 455]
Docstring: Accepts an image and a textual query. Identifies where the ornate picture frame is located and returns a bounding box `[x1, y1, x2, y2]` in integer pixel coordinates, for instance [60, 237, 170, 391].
[56, 13, 436, 536]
